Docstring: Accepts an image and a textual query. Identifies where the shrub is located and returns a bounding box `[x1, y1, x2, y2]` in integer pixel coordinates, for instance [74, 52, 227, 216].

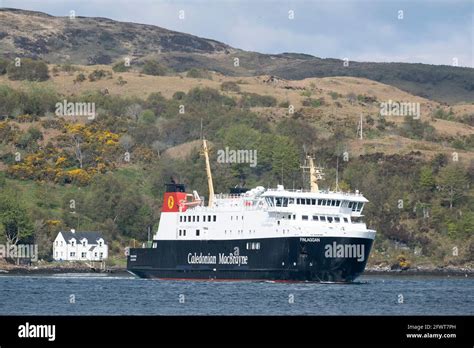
[74, 73, 86, 83]
[172, 91, 186, 101]
[186, 68, 212, 79]
[7, 58, 49, 81]
[141, 60, 167, 76]
[88, 69, 112, 82]
[302, 97, 325, 107]
[239, 93, 277, 107]
[139, 109, 156, 124]
[0, 57, 8, 75]
[220, 81, 241, 92]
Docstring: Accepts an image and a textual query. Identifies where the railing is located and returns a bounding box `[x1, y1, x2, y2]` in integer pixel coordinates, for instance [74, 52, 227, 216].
[265, 188, 363, 196]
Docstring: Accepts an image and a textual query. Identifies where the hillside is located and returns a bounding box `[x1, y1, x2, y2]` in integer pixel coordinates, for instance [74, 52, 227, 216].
[0, 9, 472, 270]
[1, 8, 473, 104]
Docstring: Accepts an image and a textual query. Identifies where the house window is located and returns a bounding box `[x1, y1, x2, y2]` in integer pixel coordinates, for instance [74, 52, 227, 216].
[60, 241, 63, 246]
[208, 215, 211, 222]
[196, 229, 200, 236]
[99, 241, 103, 247]
[55, 241, 58, 246]
[70, 252, 75, 257]
[82, 241, 86, 247]
[213, 215, 216, 222]
[293, 215, 296, 220]
[71, 241, 75, 247]
[302, 215, 308, 221]
[94, 252, 97, 257]
[197, 216, 200, 222]
[81, 252, 86, 258]
[99, 252, 103, 259]
[192, 216, 196, 222]
[179, 216, 182, 222]
[55, 252, 58, 257]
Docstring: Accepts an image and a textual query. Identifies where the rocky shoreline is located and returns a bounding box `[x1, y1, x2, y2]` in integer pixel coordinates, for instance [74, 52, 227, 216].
[364, 265, 473, 277]
[0, 263, 472, 277]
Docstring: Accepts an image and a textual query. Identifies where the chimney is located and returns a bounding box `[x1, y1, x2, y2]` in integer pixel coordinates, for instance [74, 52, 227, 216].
[71, 229, 75, 234]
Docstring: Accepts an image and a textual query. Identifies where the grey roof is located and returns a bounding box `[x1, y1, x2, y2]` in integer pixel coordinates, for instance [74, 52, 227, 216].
[60, 231, 106, 245]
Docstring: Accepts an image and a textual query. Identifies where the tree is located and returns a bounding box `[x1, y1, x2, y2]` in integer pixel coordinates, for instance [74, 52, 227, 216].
[419, 166, 435, 191]
[0, 191, 34, 246]
[437, 165, 468, 209]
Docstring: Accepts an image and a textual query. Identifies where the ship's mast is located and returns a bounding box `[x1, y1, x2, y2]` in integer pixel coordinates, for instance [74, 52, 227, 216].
[202, 139, 215, 207]
[301, 155, 324, 193]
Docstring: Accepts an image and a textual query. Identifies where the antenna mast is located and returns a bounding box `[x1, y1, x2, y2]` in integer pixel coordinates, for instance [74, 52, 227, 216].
[202, 139, 214, 207]
[301, 155, 324, 193]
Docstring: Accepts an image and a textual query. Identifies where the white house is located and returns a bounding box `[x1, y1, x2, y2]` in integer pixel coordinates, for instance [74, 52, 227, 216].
[53, 229, 108, 261]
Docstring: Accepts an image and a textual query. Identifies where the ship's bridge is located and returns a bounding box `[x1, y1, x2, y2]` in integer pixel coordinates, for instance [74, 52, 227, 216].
[262, 186, 368, 216]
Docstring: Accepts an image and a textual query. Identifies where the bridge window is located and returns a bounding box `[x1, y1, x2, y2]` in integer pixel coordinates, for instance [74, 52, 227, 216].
[302, 215, 308, 221]
[196, 229, 200, 236]
[335, 217, 340, 222]
[331, 200, 336, 206]
[266, 197, 274, 206]
[312, 216, 319, 221]
[348, 202, 353, 209]
[320, 216, 326, 222]
[213, 215, 217, 222]
[275, 197, 282, 207]
[356, 202, 364, 212]
[344, 218, 349, 223]
[197, 216, 200, 222]
[288, 198, 294, 204]
[328, 216, 333, 223]
[282, 198, 288, 207]
[336, 200, 341, 206]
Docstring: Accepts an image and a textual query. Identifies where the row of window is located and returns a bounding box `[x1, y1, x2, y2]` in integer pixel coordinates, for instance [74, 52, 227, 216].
[284, 214, 349, 223]
[267, 197, 364, 211]
[63, 252, 103, 258]
[246, 242, 261, 250]
[303, 215, 349, 223]
[179, 215, 217, 223]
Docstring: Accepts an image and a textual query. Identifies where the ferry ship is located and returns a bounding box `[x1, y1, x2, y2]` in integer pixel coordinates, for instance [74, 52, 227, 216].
[127, 140, 376, 282]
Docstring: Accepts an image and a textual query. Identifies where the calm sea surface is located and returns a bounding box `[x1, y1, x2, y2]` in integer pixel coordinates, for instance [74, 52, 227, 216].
[0, 274, 472, 315]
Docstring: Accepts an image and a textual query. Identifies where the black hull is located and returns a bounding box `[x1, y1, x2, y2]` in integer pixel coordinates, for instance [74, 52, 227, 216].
[127, 236, 373, 283]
